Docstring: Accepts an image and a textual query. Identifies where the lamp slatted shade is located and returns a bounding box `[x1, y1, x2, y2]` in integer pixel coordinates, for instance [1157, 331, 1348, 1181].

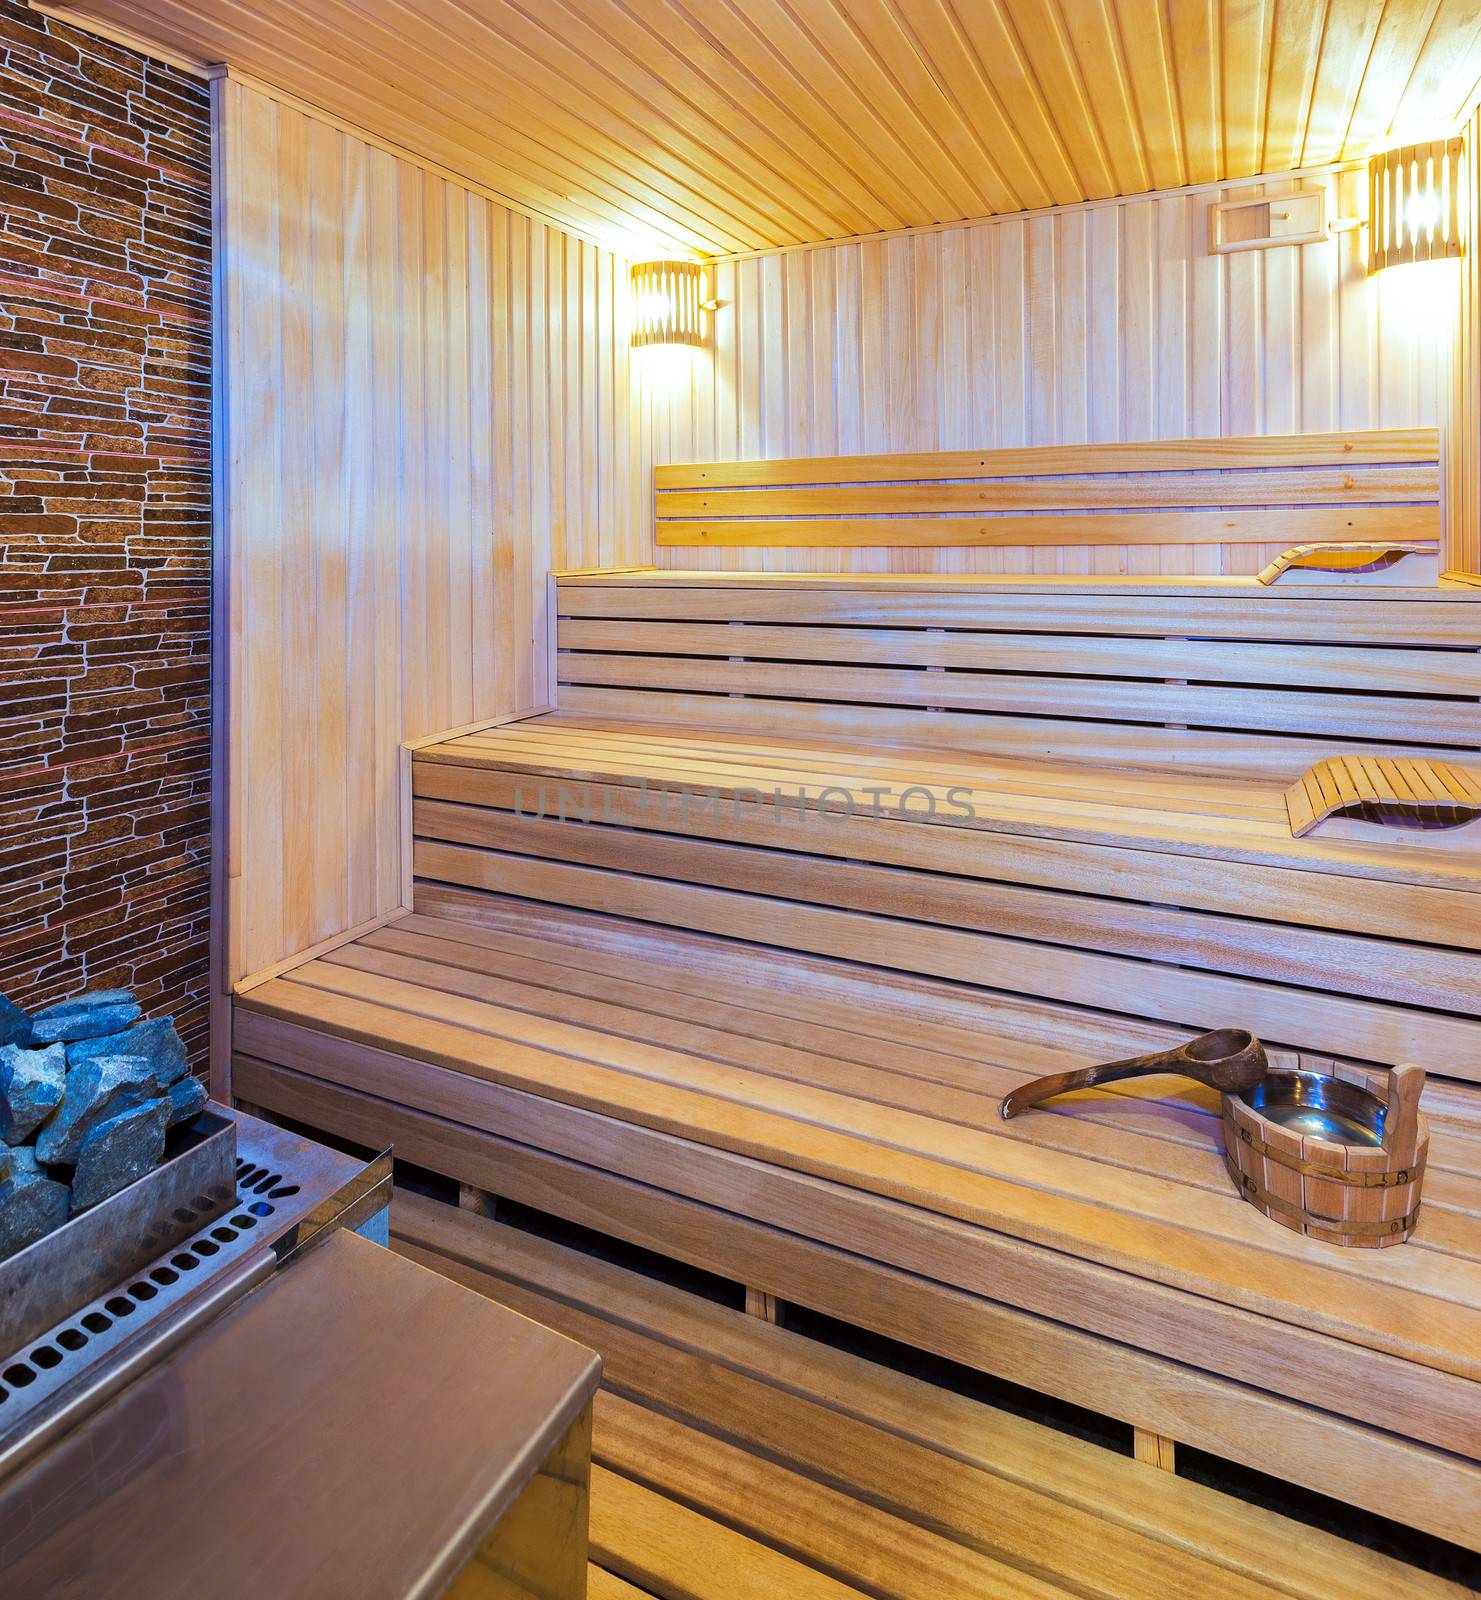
[631, 260, 706, 348]
[1368, 137, 1465, 272]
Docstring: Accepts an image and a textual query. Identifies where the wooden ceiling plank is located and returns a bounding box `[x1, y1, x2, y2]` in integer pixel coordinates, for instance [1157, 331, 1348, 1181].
[1105, 0, 1186, 189]
[1220, 0, 1272, 180]
[1300, 0, 1386, 167]
[664, 0, 964, 227]
[52, 0, 1481, 254]
[926, 0, 1088, 206]
[884, 0, 1061, 213]
[751, 0, 1002, 220]
[1262, 0, 1330, 175]
[991, 0, 1120, 198]
[1341, 0, 1445, 155]
[651, 0, 945, 230]
[555, 0, 906, 236]
[321, 0, 816, 246]
[91, 0, 740, 250]
[849, 0, 1029, 214]
[396, 0, 832, 245]
[1053, 0, 1154, 195]
[1390, 0, 1481, 135]
[1164, 0, 1222, 186]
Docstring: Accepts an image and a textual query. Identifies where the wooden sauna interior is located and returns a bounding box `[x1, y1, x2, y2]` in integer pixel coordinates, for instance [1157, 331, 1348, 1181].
[44, 0, 1481, 1592]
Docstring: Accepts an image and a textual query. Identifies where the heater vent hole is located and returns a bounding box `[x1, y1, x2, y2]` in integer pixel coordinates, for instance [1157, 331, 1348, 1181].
[211, 1226, 236, 1243]
[231, 1214, 257, 1229]
[267, 1185, 300, 1199]
[170, 1254, 199, 1272]
[82, 1312, 111, 1334]
[30, 1347, 62, 1371]
[4, 1365, 36, 1389]
[128, 1282, 156, 1303]
[56, 1329, 87, 1351]
[150, 1267, 178, 1287]
[104, 1297, 135, 1318]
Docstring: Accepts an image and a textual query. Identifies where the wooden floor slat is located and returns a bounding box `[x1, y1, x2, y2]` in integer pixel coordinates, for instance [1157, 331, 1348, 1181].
[392, 1192, 1469, 1600]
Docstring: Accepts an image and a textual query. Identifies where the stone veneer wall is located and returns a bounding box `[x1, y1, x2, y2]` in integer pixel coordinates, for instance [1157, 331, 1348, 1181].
[0, 2, 210, 1066]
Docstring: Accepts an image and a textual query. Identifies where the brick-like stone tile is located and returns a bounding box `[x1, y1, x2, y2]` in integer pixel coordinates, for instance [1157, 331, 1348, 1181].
[0, 0, 210, 1068]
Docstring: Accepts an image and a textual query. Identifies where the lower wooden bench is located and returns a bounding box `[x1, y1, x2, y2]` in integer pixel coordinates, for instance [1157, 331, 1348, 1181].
[392, 1190, 1469, 1600]
[231, 902, 1481, 1553]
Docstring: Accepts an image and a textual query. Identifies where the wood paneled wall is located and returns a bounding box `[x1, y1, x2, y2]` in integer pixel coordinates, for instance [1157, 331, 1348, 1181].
[216, 76, 643, 986]
[645, 170, 1453, 576]
[1447, 101, 1481, 581]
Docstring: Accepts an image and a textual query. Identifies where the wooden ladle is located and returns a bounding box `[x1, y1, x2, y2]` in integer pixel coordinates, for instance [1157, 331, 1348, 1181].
[1000, 1028, 1269, 1120]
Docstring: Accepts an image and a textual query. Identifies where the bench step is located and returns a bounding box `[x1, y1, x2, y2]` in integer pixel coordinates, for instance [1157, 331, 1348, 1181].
[412, 716, 1481, 1074]
[394, 1192, 1463, 1600]
[231, 902, 1481, 1551]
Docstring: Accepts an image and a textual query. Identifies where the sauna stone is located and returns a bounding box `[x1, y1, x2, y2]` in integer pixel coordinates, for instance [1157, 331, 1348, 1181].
[69, 1016, 189, 1088]
[165, 1075, 207, 1127]
[0, 1146, 70, 1257]
[71, 1097, 170, 1212]
[0, 1044, 66, 1145]
[36, 1054, 159, 1166]
[26, 989, 141, 1047]
[0, 995, 29, 1050]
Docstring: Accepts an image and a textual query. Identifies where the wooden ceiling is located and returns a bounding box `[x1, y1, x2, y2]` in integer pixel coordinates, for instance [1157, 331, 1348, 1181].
[56, 0, 1481, 257]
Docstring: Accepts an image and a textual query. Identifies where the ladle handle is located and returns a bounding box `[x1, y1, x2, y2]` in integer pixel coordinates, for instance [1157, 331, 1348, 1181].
[1000, 1048, 1192, 1120]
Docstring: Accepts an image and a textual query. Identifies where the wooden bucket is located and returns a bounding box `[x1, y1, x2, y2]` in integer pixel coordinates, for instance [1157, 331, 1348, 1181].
[1220, 1063, 1427, 1248]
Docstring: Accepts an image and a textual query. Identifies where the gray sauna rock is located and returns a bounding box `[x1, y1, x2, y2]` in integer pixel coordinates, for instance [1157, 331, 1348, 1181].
[36, 1054, 159, 1167]
[27, 989, 141, 1047]
[165, 1075, 207, 1128]
[0, 994, 30, 1050]
[68, 1017, 188, 1088]
[70, 1097, 169, 1212]
[0, 1044, 66, 1145]
[0, 1157, 70, 1258]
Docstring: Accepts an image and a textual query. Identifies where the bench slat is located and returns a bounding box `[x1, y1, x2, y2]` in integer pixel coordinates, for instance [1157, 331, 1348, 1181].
[657, 465, 1439, 516]
[556, 618, 1481, 695]
[411, 799, 1481, 1016]
[557, 581, 1481, 644]
[653, 431, 1444, 488]
[656, 506, 1441, 548]
[556, 652, 1481, 745]
[557, 684, 1479, 781]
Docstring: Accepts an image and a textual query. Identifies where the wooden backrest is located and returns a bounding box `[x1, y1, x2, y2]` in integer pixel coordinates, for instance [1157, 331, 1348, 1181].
[654, 430, 1441, 550]
[554, 571, 1481, 780]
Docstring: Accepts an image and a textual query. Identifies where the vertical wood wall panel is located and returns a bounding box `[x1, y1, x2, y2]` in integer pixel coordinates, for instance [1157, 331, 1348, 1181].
[217, 78, 642, 985]
[645, 170, 1453, 576]
[1447, 103, 1481, 580]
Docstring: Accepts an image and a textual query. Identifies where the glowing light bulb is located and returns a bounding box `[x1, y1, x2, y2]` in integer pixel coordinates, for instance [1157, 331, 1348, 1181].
[1405, 189, 1442, 236]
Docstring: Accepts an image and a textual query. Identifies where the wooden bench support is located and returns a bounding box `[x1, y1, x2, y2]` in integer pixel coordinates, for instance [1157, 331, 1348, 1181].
[392, 1189, 1465, 1600]
[1134, 1429, 1178, 1472]
[459, 1182, 499, 1220]
[745, 1287, 781, 1324]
